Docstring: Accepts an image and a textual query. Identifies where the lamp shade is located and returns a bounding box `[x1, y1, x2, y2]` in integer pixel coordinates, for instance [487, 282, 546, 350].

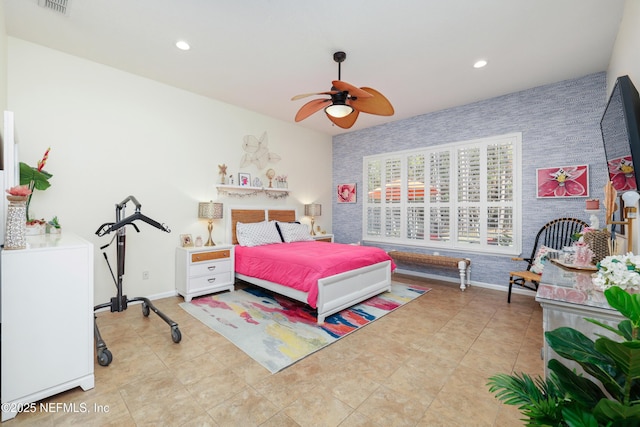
[622, 191, 640, 207]
[198, 201, 223, 220]
[304, 203, 322, 217]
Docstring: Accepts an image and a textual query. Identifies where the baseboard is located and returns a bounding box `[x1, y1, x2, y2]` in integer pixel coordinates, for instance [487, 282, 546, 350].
[393, 267, 537, 297]
[94, 289, 180, 313]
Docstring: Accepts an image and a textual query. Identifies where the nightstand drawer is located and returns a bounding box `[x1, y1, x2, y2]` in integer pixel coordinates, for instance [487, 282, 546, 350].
[189, 271, 233, 291]
[189, 260, 231, 277]
[191, 250, 231, 263]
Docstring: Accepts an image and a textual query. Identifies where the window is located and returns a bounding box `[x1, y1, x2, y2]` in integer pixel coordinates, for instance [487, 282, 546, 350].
[362, 133, 522, 255]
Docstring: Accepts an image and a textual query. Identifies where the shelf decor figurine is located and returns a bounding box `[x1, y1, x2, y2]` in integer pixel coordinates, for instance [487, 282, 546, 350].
[218, 164, 227, 185]
[5, 185, 31, 250]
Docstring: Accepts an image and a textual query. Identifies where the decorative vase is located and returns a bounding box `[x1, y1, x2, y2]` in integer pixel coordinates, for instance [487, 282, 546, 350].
[5, 195, 28, 250]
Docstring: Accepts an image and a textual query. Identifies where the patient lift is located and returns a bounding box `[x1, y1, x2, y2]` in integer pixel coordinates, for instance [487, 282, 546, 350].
[94, 195, 181, 366]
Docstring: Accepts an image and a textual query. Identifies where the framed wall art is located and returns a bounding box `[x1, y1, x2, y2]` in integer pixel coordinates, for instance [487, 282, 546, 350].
[337, 183, 357, 203]
[536, 165, 589, 198]
[607, 155, 637, 191]
[238, 173, 251, 187]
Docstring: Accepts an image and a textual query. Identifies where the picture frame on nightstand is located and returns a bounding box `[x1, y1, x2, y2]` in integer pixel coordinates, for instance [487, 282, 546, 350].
[180, 234, 194, 247]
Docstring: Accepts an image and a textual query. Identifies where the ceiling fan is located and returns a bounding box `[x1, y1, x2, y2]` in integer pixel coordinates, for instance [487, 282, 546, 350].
[291, 51, 394, 129]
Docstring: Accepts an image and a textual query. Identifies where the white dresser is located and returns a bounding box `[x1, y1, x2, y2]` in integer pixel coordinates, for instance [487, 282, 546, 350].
[1, 233, 95, 422]
[175, 245, 235, 302]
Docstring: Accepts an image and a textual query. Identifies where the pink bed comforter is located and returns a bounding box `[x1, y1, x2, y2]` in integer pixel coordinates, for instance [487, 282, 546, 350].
[234, 241, 396, 308]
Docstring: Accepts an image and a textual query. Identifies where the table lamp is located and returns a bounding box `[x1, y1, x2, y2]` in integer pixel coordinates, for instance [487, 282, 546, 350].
[198, 201, 223, 246]
[304, 203, 321, 236]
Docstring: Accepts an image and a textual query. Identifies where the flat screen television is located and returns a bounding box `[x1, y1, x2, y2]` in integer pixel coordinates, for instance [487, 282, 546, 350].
[601, 75, 640, 192]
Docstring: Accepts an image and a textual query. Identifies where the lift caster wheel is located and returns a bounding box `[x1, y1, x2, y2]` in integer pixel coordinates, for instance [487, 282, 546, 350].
[97, 349, 113, 366]
[141, 302, 150, 317]
[171, 326, 182, 343]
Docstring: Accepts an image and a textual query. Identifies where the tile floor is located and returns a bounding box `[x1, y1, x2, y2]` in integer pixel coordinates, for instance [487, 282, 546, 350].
[5, 274, 542, 426]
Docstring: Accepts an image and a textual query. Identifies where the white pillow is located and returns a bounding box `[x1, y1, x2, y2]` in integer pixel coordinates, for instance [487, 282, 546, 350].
[276, 221, 314, 243]
[236, 221, 282, 247]
[530, 245, 558, 274]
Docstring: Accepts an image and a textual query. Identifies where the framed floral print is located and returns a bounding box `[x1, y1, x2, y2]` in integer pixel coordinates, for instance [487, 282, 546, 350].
[536, 165, 589, 198]
[337, 183, 357, 203]
[607, 155, 637, 191]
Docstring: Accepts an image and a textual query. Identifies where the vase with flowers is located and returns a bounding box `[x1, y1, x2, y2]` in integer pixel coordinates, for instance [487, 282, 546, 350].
[592, 253, 640, 291]
[19, 147, 53, 228]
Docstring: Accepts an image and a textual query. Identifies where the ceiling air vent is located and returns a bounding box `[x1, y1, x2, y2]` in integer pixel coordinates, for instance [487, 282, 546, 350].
[38, 0, 71, 16]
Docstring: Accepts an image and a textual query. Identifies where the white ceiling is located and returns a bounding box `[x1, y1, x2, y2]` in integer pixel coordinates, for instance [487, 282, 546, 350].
[3, 0, 626, 136]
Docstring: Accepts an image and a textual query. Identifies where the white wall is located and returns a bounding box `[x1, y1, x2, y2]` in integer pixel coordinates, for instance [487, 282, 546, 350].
[7, 38, 332, 305]
[607, 0, 640, 92]
[607, 0, 640, 254]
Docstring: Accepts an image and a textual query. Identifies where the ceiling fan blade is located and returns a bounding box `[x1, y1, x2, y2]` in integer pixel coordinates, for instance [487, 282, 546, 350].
[326, 108, 359, 129]
[331, 81, 373, 99]
[350, 87, 394, 116]
[295, 98, 331, 122]
[291, 91, 338, 101]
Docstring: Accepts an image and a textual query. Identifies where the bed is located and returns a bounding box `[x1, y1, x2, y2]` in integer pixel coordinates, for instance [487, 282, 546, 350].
[229, 208, 395, 323]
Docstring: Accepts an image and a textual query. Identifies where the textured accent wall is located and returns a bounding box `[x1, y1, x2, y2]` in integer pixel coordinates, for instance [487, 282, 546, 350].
[333, 72, 608, 289]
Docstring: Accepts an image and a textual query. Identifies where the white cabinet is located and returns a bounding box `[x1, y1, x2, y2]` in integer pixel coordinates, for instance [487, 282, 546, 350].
[175, 245, 234, 302]
[1, 233, 94, 422]
[536, 262, 623, 379]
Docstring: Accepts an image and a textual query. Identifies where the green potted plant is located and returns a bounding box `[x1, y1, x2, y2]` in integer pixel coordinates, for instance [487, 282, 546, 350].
[47, 216, 61, 234]
[487, 285, 640, 426]
[19, 147, 52, 222]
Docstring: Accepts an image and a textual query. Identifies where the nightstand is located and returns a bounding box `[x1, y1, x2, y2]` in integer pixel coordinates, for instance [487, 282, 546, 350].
[312, 234, 334, 243]
[175, 245, 234, 302]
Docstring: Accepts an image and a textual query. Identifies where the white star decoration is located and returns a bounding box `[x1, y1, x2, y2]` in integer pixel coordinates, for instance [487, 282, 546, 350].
[240, 132, 281, 169]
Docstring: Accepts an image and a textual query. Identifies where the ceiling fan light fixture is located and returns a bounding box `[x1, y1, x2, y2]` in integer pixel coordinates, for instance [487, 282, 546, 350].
[325, 104, 353, 118]
[176, 40, 191, 51]
[473, 59, 488, 68]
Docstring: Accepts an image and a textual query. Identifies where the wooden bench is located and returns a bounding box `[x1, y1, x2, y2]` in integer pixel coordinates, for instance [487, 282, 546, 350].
[388, 251, 471, 291]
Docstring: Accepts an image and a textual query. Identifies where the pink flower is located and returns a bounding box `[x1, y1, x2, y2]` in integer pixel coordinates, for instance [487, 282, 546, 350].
[37, 147, 50, 172]
[6, 185, 32, 197]
[537, 167, 587, 197]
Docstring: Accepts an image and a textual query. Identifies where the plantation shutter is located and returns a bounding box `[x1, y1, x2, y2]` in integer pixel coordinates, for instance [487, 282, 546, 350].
[486, 141, 514, 246]
[407, 154, 425, 240]
[365, 159, 382, 236]
[362, 133, 520, 255]
[385, 158, 402, 237]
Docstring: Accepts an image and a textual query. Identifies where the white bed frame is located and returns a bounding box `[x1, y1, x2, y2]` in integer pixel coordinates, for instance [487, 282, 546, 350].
[229, 208, 392, 323]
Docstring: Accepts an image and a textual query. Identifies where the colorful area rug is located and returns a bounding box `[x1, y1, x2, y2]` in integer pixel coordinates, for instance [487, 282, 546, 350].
[179, 282, 430, 373]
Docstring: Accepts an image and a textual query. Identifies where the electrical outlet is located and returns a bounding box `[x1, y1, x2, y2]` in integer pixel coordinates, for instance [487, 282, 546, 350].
[142, 271, 149, 280]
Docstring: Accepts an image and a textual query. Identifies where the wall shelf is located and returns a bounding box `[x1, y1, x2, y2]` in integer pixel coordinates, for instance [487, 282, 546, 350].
[216, 185, 290, 199]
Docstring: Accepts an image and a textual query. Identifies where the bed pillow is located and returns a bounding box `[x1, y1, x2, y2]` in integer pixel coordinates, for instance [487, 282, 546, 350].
[529, 245, 558, 274]
[236, 221, 282, 247]
[275, 221, 300, 242]
[276, 221, 314, 243]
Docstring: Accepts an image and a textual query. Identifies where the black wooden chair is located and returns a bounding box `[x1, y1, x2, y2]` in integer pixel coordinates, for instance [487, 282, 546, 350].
[508, 217, 589, 303]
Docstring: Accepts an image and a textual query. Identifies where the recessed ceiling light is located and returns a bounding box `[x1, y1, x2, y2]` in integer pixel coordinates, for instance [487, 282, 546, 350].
[473, 60, 488, 69]
[176, 40, 191, 51]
